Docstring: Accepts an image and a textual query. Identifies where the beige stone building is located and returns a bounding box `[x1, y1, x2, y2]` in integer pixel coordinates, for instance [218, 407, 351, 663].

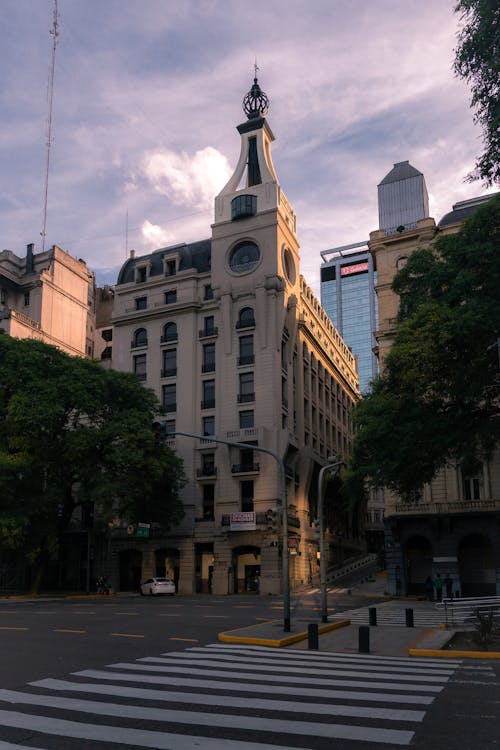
[0, 242, 95, 358]
[370, 162, 500, 596]
[108, 77, 360, 595]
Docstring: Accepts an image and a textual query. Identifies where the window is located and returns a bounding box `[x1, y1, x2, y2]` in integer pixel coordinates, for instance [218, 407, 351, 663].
[202, 484, 215, 520]
[135, 296, 147, 310]
[162, 322, 177, 343]
[133, 353, 147, 381]
[162, 384, 176, 413]
[238, 372, 254, 403]
[204, 285, 214, 300]
[24, 292, 30, 306]
[165, 260, 176, 277]
[238, 335, 254, 366]
[201, 379, 215, 409]
[241, 480, 254, 512]
[239, 410, 254, 428]
[231, 194, 257, 220]
[0, 288, 7, 305]
[165, 289, 177, 304]
[202, 415, 215, 436]
[162, 348, 177, 377]
[203, 315, 216, 336]
[228, 241, 260, 273]
[236, 307, 255, 329]
[240, 448, 255, 471]
[202, 453, 215, 475]
[281, 339, 287, 370]
[136, 266, 147, 283]
[202, 342, 215, 372]
[462, 470, 481, 501]
[132, 328, 148, 348]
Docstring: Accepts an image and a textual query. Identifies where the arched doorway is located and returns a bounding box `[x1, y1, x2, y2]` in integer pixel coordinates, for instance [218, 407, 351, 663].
[404, 536, 433, 595]
[458, 534, 495, 597]
[232, 546, 261, 593]
[119, 549, 142, 591]
[155, 547, 180, 591]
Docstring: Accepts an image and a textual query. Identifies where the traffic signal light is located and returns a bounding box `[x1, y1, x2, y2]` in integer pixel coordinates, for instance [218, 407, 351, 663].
[153, 421, 167, 448]
[266, 508, 278, 533]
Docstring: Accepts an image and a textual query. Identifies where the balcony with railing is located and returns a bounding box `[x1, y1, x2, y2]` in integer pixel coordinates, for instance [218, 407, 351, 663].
[161, 368, 177, 378]
[196, 466, 217, 479]
[199, 327, 218, 339]
[201, 398, 216, 410]
[237, 392, 255, 404]
[390, 498, 500, 517]
[231, 462, 260, 475]
[202, 362, 216, 373]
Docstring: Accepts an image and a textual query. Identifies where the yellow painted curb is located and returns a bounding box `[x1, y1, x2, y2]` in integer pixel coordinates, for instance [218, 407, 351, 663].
[409, 648, 500, 659]
[218, 619, 351, 648]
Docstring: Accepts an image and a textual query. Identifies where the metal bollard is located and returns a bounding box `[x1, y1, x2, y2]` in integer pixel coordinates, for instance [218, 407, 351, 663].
[359, 625, 370, 653]
[308, 623, 319, 650]
[405, 608, 414, 627]
[369, 607, 377, 626]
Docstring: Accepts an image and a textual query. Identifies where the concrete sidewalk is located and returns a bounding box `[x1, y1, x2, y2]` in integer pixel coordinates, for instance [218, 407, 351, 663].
[218, 616, 455, 657]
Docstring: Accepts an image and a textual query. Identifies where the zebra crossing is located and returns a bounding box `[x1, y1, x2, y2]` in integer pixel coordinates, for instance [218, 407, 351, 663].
[337, 601, 452, 627]
[0, 642, 461, 749]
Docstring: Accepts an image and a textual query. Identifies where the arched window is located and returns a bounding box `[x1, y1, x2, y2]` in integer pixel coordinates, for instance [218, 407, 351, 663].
[162, 322, 178, 343]
[133, 328, 148, 348]
[236, 307, 255, 329]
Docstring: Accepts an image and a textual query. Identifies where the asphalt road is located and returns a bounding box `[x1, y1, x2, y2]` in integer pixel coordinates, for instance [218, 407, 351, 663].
[0, 592, 498, 750]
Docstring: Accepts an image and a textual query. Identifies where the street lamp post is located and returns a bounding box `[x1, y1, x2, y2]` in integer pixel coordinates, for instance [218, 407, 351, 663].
[174, 430, 291, 632]
[318, 455, 343, 623]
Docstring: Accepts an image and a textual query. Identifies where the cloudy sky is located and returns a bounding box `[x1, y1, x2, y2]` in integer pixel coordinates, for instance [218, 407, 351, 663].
[1, 0, 494, 295]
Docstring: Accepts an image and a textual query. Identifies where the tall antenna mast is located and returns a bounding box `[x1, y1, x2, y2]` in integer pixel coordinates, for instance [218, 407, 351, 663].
[41, 0, 59, 253]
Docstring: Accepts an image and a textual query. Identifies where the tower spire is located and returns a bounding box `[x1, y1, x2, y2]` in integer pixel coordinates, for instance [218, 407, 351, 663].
[41, 0, 59, 253]
[242, 68, 269, 120]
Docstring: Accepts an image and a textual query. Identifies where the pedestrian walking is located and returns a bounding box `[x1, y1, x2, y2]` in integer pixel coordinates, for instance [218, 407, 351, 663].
[434, 573, 444, 602]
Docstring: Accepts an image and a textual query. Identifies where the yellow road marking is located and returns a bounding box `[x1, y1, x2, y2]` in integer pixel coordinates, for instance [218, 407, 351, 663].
[53, 629, 86, 634]
[110, 632, 145, 638]
[0, 626, 29, 631]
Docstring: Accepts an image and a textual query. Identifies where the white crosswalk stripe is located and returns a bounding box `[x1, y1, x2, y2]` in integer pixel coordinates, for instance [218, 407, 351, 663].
[337, 602, 452, 627]
[0, 643, 461, 749]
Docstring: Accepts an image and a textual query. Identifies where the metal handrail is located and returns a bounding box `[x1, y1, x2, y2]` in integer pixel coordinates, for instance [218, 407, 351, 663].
[436, 595, 500, 628]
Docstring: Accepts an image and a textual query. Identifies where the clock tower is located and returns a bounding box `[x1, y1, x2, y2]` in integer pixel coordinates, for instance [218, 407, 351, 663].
[211, 74, 301, 308]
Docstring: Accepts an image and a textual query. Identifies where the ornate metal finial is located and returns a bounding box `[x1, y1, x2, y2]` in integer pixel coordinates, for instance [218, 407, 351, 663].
[242, 65, 269, 120]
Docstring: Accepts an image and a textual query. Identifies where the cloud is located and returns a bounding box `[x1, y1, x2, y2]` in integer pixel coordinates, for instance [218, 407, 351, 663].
[141, 146, 232, 209]
[141, 220, 175, 248]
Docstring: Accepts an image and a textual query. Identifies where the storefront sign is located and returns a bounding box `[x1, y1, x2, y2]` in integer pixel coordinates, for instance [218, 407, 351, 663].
[340, 262, 369, 277]
[230, 512, 256, 531]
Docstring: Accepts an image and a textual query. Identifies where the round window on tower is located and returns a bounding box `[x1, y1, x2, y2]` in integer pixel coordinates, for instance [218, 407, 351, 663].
[228, 240, 261, 274]
[283, 247, 296, 284]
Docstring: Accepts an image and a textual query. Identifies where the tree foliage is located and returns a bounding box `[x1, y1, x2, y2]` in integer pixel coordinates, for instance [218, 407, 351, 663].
[346, 193, 500, 497]
[454, 0, 500, 186]
[0, 336, 185, 571]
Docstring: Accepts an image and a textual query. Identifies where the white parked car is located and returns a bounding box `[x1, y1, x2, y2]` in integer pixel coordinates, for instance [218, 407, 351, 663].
[140, 577, 175, 596]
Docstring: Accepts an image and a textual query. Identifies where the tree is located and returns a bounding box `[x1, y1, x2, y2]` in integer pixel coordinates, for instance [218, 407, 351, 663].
[454, 0, 500, 186]
[346, 193, 500, 498]
[0, 335, 185, 590]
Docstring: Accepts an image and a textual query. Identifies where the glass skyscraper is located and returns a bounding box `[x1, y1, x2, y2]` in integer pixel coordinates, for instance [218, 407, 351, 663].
[320, 243, 378, 393]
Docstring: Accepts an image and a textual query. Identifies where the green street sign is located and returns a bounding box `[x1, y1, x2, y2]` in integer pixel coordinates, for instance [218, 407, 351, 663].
[136, 523, 150, 538]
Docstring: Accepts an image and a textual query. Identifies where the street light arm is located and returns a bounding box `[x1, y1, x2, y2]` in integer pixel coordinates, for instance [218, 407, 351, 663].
[318, 458, 345, 623]
[174, 430, 291, 632]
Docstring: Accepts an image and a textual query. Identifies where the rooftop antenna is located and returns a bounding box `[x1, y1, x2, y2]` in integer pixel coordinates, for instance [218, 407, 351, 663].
[41, 0, 59, 253]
